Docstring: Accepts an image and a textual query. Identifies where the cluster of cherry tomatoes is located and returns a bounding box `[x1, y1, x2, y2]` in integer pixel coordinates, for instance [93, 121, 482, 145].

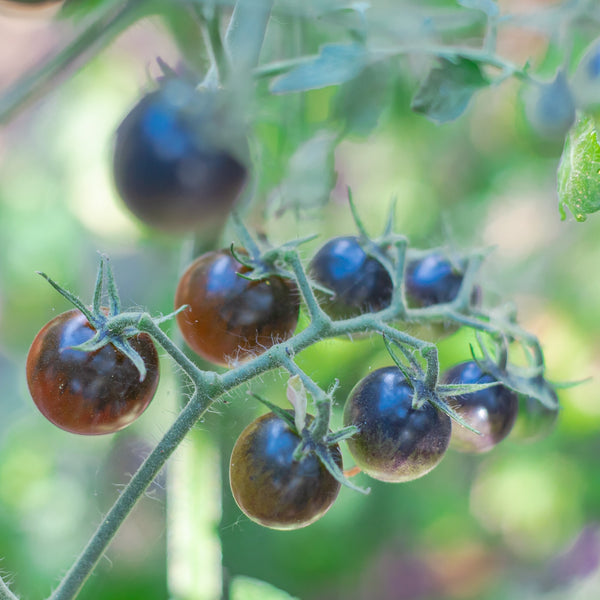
[23, 74, 559, 531]
[26, 229, 559, 531]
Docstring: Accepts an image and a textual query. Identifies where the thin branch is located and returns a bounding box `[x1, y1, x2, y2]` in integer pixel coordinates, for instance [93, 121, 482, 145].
[0, 0, 145, 123]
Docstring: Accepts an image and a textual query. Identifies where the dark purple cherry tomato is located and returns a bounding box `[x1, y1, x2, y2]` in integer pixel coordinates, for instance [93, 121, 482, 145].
[403, 253, 480, 340]
[175, 249, 300, 367]
[441, 361, 518, 453]
[512, 380, 560, 442]
[113, 80, 247, 233]
[405, 253, 476, 307]
[309, 236, 393, 319]
[26, 309, 160, 435]
[229, 412, 342, 530]
[343, 366, 451, 482]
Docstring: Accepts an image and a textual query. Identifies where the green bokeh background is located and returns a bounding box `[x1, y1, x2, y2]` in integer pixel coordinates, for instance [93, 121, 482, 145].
[0, 1, 599, 599]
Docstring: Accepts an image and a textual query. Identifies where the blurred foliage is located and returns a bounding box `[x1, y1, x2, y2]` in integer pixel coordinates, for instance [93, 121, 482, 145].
[1, 0, 600, 600]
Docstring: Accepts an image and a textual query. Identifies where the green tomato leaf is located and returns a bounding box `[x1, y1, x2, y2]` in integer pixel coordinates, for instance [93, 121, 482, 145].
[230, 576, 299, 600]
[457, 0, 499, 17]
[268, 130, 338, 215]
[332, 62, 391, 136]
[270, 43, 366, 94]
[411, 57, 488, 123]
[557, 115, 600, 222]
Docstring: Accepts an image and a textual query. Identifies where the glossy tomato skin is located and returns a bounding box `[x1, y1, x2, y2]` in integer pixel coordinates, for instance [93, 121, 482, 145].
[403, 253, 480, 340]
[442, 361, 518, 453]
[405, 253, 473, 307]
[175, 249, 300, 367]
[26, 309, 160, 435]
[229, 412, 342, 530]
[113, 81, 247, 233]
[343, 366, 451, 482]
[309, 236, 393, 319]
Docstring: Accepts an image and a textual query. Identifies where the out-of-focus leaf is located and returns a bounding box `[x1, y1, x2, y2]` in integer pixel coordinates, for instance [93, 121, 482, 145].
[268, 130, 338, 215]
[270, 43, 366, 94]
[230, 576, 299, 600]
[411, 57, 488, 123]
[557, 115, 600, 222]
[332, 62, 391, 136]
[457, 0, 499, 17]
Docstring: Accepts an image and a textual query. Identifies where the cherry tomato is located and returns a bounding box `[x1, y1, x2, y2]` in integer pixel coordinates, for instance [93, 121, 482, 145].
[441, 361, 518, 453]
[26, 309, 160, 435]
[309, 236, 393, 319]
[403, 253, 480, 340]
[175, 249, 300, 367]
[343, 366, 451, 482]
[405, 253, 477, 307]
[113, 80, 247, 233]
[511, 380, 560, 442]
[229, 411, 342, 530]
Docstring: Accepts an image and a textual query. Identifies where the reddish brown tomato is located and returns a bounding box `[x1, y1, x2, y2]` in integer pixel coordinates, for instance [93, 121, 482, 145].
[174, 249, 300, 367]
[229, 412, 342, 530]
[26, 309, 160, 435]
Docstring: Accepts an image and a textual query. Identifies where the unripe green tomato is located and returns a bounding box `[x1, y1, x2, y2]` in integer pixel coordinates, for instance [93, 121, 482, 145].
[511, 386, 560, 443]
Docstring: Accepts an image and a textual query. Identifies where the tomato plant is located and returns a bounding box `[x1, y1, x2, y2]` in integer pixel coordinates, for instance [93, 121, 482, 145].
[26, 309, 160, 435]
[1, 0, 595, 599]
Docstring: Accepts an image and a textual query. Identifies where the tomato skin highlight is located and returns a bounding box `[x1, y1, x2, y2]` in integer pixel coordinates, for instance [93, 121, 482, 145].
[309, 236, 393, 319]
[343, 366, 451, 482]
[229, 412, 342, 530]
[26, 309, 160, 435]
[174, 249, 300, 367]
[405, 253, 466, 307]
[442, 361, 518, 453]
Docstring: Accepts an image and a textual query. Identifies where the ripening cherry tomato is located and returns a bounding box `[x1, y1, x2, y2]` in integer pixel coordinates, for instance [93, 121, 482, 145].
[511, 380, 560, 442]
[175, 249, 300, 367]
[309, 236, 393, 319]
[405, 253, 477, 307]
[229, 411, 342, 530]
[26, 309, 160, 435]
[343, 366, 451, 482]
[403, 253, 480, 340]
[113, 80, 248, 233]
[441, 361, 518, 453]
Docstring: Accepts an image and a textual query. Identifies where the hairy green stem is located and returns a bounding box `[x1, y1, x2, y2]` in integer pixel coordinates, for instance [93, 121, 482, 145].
[137, 315, 218, 390]
[285, 251, 331, 326]
[0, 576, 18, 600]
[49, 389, 213, 600]
[225, 0, 274, 75]
[0, 0, 145, 123]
